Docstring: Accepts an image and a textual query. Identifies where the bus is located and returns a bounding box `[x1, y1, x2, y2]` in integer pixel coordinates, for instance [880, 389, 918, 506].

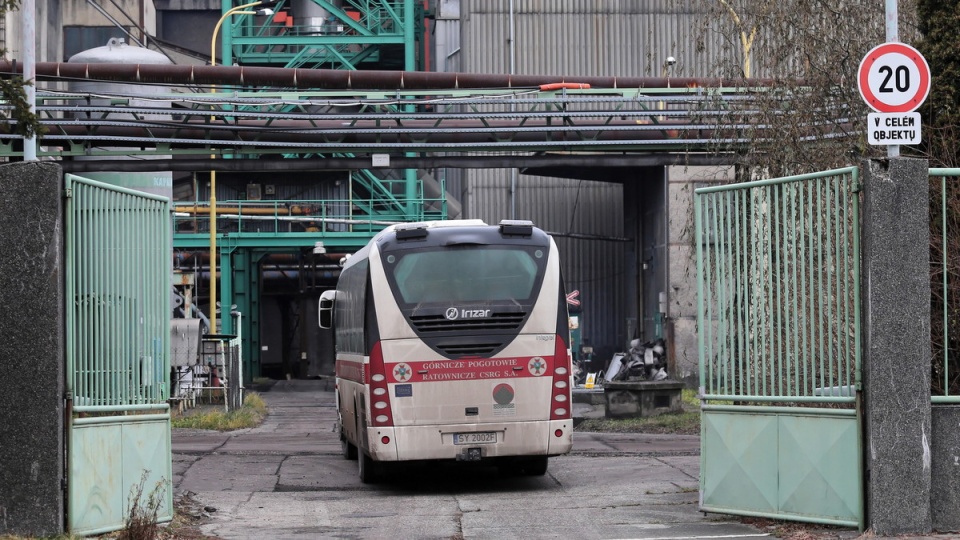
[319, 219, 574, 482]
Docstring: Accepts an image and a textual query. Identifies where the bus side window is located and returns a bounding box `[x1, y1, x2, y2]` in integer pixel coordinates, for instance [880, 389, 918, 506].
[319, 290, 337, 329]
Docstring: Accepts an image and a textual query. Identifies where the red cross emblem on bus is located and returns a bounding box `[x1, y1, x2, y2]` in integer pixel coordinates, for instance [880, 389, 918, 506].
[528, 357, 547, 376]
[393, 363, 412, 382]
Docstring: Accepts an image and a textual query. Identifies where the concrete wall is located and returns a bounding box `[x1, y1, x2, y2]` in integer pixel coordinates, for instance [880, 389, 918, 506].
[0, 162, 64, 536]
[4, 0, 63, 62]
[63, 0, 156, 37]
[665, 165, 734, 385]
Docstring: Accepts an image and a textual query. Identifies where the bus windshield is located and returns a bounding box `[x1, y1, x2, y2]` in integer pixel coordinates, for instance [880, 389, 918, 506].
[387, 247, 543, 304]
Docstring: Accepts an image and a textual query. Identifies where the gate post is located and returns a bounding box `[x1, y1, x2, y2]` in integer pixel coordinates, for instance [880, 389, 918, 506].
[0, 162, 65, 536]
[861, 157, 932, 535]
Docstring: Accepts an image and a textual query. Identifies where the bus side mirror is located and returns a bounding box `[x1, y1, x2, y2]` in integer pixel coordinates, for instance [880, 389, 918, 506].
[318, 290, 336, 329]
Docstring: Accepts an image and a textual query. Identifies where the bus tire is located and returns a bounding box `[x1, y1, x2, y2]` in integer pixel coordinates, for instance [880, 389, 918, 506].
[523, 456, 549, 476]
[358, 450, 381, 484]
[342, 435, 358, 460]
[500, 456, 548, 477]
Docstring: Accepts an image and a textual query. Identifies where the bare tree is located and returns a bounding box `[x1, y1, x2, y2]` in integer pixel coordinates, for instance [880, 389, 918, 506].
[917, 0, 960, 168]
[697, 0, 919, 177]
[919, 0, 960, 397]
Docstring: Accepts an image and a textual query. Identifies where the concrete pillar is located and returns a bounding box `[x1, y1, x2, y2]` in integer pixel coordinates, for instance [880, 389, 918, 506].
[861, 157, 931, 535]
[0, 162, 64, 536]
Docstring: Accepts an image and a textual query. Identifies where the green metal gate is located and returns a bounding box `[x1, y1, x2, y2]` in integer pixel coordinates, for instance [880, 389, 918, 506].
[65, 174, 172, 535]
[695, 167, 863, 528]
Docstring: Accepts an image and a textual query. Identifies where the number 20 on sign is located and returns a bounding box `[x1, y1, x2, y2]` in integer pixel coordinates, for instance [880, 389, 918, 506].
[858, 42, 931, 114]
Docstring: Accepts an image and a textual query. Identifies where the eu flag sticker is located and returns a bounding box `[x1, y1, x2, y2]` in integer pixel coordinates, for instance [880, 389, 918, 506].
[395, 384, 413, 397]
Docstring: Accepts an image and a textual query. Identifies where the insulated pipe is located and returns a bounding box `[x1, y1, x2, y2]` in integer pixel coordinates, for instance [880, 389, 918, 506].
[173, 204, 322, 215]
[174, 252, 349, 264]
[62, 153, 736, 173]
[0, 60, 771, 90]
[38, 119, 717, 144]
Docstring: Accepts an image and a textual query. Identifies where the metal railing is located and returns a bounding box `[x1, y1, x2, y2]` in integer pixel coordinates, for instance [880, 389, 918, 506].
[172, 194, 447, 237]
[696, 167, 861, 407]
[930, 168, 960, 403]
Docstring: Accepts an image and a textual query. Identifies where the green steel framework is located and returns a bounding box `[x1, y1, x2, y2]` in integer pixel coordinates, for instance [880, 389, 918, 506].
[211, 0, 420, 352]
[222, 0, 420, 71]
[695, 167, 863, 528]
[64, 174, 173, 535]
[930, 168, 960, 404]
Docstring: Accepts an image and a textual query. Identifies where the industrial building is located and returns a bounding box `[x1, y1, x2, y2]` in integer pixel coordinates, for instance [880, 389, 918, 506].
[3, 0, 742, 385]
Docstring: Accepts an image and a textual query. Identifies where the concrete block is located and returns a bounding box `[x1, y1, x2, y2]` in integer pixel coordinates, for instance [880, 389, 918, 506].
[604, 380, 685, 418]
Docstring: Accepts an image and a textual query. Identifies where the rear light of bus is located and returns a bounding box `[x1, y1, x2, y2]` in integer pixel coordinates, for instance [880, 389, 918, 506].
[367, 341, 395, 427]
[550, 335, 572, 420]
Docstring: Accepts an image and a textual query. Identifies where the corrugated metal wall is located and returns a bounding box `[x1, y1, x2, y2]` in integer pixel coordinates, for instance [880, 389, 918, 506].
[461, 0, 726, 78]
[462, 167, 630, 360]
[444, 1, 726, 359]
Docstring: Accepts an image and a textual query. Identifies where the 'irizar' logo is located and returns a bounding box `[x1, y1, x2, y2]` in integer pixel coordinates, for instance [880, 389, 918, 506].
[445, 307, 491, 320]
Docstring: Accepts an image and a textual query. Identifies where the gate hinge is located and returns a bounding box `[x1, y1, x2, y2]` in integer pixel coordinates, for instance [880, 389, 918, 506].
[64, 188, 73, 198]
[851, 183, 862, 193]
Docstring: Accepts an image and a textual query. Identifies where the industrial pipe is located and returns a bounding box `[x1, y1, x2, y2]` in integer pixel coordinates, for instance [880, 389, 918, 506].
[173, 204, 322, 215]
[0, 60, 773, 90]
[61, 153, 736, 173]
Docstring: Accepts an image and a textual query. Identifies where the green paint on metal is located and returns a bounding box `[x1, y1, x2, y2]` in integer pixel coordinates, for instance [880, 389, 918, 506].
[64, 174, 173, 535]
[701, 410, 860, 527]
[695, 167, 863, 529]
[228, 0, 416, 70]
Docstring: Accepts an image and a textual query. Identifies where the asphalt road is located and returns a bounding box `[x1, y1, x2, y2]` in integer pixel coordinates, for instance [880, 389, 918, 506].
[170, 379, 798, 539]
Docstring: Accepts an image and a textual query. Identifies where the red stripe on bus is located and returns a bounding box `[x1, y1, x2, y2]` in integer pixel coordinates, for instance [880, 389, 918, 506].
[336, 359, 365, 383]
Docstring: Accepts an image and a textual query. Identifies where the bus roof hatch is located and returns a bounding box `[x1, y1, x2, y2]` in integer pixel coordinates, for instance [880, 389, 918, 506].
[498, 219, 534, 236]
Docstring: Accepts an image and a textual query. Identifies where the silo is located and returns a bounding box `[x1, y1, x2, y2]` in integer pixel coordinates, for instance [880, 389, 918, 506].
[291, 0, 343, 34]
[67, 37, 173, 200]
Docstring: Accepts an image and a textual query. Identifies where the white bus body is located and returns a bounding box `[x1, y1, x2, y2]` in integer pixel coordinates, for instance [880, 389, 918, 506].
[319, 220, 574, 482]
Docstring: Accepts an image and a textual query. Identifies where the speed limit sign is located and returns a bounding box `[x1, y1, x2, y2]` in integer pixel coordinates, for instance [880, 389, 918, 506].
[858, 42, 931, 113]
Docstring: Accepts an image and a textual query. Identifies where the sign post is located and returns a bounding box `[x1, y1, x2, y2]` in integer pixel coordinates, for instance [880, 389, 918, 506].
[858, 42, 931, 155]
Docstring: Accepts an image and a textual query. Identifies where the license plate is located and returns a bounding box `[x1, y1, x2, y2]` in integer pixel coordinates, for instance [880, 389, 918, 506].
[453, 432, 497, 445]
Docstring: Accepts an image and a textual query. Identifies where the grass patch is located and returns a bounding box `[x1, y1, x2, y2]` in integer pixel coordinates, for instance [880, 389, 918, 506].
[576, 411, 701, 434]
[576, 388, 702, 435]
[172, 392, 268, 431]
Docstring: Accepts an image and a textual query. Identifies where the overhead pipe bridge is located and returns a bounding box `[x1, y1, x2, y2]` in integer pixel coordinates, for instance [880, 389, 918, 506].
[0, 61, 816, 170]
